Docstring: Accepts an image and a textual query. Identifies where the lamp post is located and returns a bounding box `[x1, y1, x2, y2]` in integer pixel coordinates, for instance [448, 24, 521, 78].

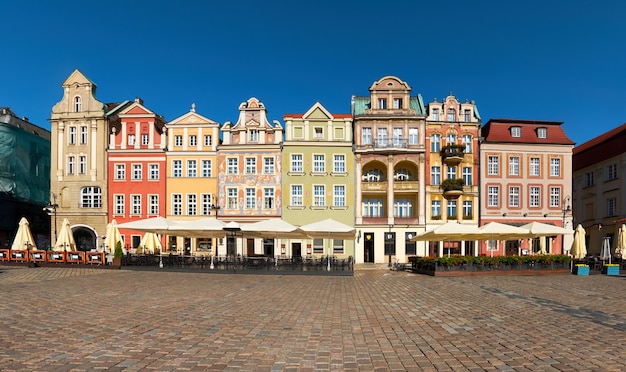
[44, 193, 58, 248]
[562, 196, 571, 228]
[209, 196, 220, 269]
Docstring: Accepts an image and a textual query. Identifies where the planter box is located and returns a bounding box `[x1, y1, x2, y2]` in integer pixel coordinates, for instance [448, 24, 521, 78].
[573, 266, 589, 276]
[602, 265, 619, 276]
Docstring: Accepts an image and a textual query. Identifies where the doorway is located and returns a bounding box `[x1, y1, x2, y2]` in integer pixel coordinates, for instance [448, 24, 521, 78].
[292, 242, 301, 258]
[246, 238, 255, 256]
[363, 232, 374, 263]
[505, 240, 519, 256]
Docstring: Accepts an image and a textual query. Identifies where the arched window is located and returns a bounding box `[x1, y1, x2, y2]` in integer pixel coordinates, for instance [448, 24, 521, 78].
[363, 169, 385, 182]
[74, 96, 82, 112]
[394, 169, 413, 181]
[81, 186, 102, 208]
[446, 133, 457, 145]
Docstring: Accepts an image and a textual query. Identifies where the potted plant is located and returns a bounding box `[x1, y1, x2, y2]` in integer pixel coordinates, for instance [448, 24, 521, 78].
[112, 241, 124, 267]
[441, 178, 465, 199]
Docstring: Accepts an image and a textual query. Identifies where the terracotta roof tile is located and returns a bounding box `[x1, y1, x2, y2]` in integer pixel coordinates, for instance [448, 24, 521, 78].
[482, 118, 574, 145]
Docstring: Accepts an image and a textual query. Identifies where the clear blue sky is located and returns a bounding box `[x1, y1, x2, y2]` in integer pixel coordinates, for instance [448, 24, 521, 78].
[3, 0, 625, 146]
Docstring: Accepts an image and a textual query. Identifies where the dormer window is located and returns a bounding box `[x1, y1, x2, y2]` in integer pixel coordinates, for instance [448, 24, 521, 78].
[447, 108, 455, 121]
[393, 98, 402, 109]
[378, 98, 387, 109]
[74, 96, 82, 112]
[537, 127, 547, 139]
[248, 129, 259, 142]
[314, 127, 323, 139]
[432, 108, 439, 121]
[511, 126, 521, 138]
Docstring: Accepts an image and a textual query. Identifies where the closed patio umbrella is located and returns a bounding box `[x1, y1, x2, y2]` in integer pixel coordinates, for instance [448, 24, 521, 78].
[11, 217, 37, 251]
[105, 219, 125, 254]
[570, 224, 587, 260]
[53, 218, 76, 252]
[137, 232, 162, 254]
[615, 224, 626, 258]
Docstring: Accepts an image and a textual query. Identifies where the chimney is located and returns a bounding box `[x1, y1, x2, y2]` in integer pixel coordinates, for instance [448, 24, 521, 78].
[135, 97, 143, 105]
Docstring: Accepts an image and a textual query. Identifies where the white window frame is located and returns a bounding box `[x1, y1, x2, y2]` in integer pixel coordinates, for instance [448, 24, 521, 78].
[313, 154, 325, 173]
[172, 160, 182, 178]
[488, 156, 499, 176]
[333, 185, 346, 207]
[313, 185, 325, 207]
[80, 126, 88, 144]
[187, 194, 197, 216]
[509, 186, 520, 207]
[431, 166, 441, 186]
[362, 127, 372, 145]
[430, 134, 441, 152]
[115, 164, 126, 180]
[409, 128, 418, 145]
[550, 187, 561, 208]
[530, 186, 540, 207]
[172, 194, 182, 216]
[202, 160, 212, 178]
[550, 158, 561, 177]
[148, 195, 158, 215]
[291, 154, 303, 173]
[263, 157, 275, 174]
[245, 157, 256, 174]
[488, 186, 499, 207]
[333, 154, 345, 173]
[132, 164, 142, 180]
[227, 188, 238, 209]
[149, 164, 159, 180]
[291, 185, 303, 206]
[131, 195, 141, 216]
[245, 188, 256, 209]
[263, 188, 274, 209]
[530, 157, 540, 177]
[115, 195, 124, 215]
[509, 156, 520, 176]
[227, 158, 238, 174]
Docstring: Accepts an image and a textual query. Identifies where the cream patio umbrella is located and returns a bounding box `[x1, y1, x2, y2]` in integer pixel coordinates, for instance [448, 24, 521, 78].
[570, 224, 587, 260]
[11, 217, 37, 251]
[519, 221, 572, 237]
[105, 219, 125, 254]
[53, 218, 76, 252]
[616, 224, 626, 258]
[240, 218, 308, 239]
[117, 216, 180, 235]
[136, 232, 162, 254]
[173, 217, 227, 238]
[299, 218, 356, 271]
[410, 221, 481, 242]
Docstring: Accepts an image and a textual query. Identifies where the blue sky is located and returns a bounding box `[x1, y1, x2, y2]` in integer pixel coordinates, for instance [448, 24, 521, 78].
[3, 0, 625, 146]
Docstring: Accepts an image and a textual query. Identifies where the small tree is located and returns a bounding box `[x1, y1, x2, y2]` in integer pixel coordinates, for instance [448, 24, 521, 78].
[114, 241, 124, 259]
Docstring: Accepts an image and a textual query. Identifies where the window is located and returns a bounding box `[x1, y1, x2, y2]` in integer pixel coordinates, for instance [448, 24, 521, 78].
[393, 128, 403, 146]
[432, 108, 439, 121]
[431, 200, 441, 218]
[378, 98, 387, 109]
[291, 154, 303, 173]
[431, 166, 441, 186]
[488, 186, 499, 207]
[227, 188, 237, 209]
[80, 186, 102, 208]
[537, 127, 547, 138]
[363, 198, 384, 217]
[393, 98, 402, 109]
[115, 164, 125, 180]
[550, 158, 561, 177]
[115, 195, 124, 215]
[227, 158, 238, 174]
[550, 187, 561, 207]
[313, 239, 324, 254]
[530, 157, 540, 176]
[133, 164, 142, 180]
[263, 157, 274, 174]
[185, 160, 196, 177]
[447, 166, 457, 180]
[394, 169, 412, 181]
[333, 240, 344, 254]
[314, 127, 323, 139]
[141, 134, 149, 145]
[607, 198, 617, 217]
[245, 188, 256, 209]
[362, 128, 372, 145]
[263, 188, 274, 209]
[488, 156, 499, 175]
[607, 164, 618, 180]
[132, 195, 141, 215]
[187, 194, 197, 216]
[462, 134, 472, 153]
[447, 108, 455, 121]
[377, 128, 388, 147]
[363, 169, 384, 182]
[172, 194, 182, 216]
[69, 127, 76, 145]
[174, 135, 183, 146]
[409, 128, 418, 145]
[405, 232, 417, 255]
[509, 186, 520, 207]
[202, 160, 212, 177]
[464, 109, 471, 122]
[430, 134, 441, 152]
[78, 156, 86, 174]
[333, 155, 346, 173]
[313, 154, 325, 173]
[73, 96, 82, 112]
[462, 167, 472, 186]
[394, 198, 413, 217]
[149, 164, 159, 180]
[67, 156, 75, 174]
[204, 135, 212, 146]
[511, 126, 521, 138]
[248, 130, 259, 142]
[80, 126, 88, 144]
[463, 200, 472, 219]
[245, 157, 256, 174]
[128, 134, 135, 146]
[313, 185, 325, 206]
[291, 185, 303, 206]
[447, 200, 457, 218]
[201, 194, 215, 215]
[149, 195, 158, 215]
[172, 160, 182, 177]
[584, 171, 594, 187]
[333, 185, 345, 207]
[446, 133, 457, 145]
[509, 156, 520, 176]
[189, 135, 197, 146]
[530, 186, 540, 207]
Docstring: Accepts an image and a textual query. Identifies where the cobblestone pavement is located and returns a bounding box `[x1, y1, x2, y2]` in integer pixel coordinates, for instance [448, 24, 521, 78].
[1, 266, 625, 371]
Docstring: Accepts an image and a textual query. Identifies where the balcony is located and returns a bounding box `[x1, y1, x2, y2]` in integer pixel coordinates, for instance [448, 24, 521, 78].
[440, 144, 466, 166]
[362, 181, 388, 192]
[441, 178, 465, 199]
[394, 181, 419, 191]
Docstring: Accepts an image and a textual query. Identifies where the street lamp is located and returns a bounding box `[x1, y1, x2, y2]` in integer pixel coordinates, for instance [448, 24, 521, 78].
[562, 196, 571, 228]
[43, 193, 58, 248]
[208, 195, 220, 270]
